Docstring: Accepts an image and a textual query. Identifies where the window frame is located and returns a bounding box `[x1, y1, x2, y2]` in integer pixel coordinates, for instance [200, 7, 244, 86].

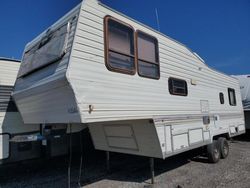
[168, 77, 188, 96]
[136, 30, 160, 79]
[104, 15, 136, 75]
[18, 22, 71, 78]
[219, 92, 224, 104]
[228, 88, 237, 106]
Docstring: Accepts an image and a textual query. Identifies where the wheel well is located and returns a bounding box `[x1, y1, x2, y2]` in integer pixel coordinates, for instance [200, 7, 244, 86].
[213, 133, 230, 140]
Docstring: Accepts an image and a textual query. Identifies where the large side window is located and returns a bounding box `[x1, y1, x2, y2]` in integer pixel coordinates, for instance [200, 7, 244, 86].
[228, 88, 236, 106]
[104, 16, 135, 74]
[18, 22, 71, 78]
[168, 78, 188, 96]
[137, 31, 160, 79]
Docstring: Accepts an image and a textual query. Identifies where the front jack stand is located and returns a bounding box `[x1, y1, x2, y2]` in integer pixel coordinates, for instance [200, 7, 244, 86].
[150, 157, 155, 184]
[106, 151, 110, 173]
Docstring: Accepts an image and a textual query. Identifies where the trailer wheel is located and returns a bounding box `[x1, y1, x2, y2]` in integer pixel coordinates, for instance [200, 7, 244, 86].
[207, 140, 221, 163]
[217, 137, 229, 159]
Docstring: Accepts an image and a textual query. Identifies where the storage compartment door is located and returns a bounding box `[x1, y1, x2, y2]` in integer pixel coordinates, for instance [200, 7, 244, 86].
[0, 133, 10, 160]
[156, 125, 172, 154]
[173, 133, 189, 151]
[104, 125, 138, 150]
[189, 128, 203, 145]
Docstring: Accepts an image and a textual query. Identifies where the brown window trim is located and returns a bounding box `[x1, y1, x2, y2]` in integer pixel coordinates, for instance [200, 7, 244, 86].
[104, 15, 136, 75]
[168, 77, 188, 96]
[136, 30, 160, 80]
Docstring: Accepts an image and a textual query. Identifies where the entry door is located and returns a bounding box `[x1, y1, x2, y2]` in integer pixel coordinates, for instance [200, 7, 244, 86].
[213, 115, 220, 129]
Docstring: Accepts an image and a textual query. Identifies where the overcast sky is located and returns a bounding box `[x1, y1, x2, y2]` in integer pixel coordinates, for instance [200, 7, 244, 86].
[0, 0, 249, 75]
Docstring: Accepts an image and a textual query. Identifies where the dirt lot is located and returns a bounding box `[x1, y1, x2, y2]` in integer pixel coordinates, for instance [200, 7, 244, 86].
[0, 134, 250, 188]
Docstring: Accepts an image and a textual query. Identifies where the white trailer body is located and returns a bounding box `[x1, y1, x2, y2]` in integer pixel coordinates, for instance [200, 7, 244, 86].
[0, 58, 85, 164]
[0, 58, 41, 162]
[232, 75, 250, 129]
[13, 0, 245, 159]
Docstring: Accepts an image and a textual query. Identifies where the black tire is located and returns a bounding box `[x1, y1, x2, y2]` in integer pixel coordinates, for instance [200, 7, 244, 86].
[217, 137, 229, 159]
[207, 140, 221, 163]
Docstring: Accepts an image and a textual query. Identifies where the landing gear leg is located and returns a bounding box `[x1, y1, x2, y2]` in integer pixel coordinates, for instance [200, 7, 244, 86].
[150, 157, 155, 184]
[106, 151, 110, 173]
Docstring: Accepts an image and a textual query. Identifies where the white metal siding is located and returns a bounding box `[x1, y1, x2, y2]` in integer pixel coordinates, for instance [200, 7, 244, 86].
[88, 119, 163, 158]
[13, 0, 244, 127]
[0, 60, 20, 86]
[68, 0, 244, 123]
[15, 5, 80, 92]
[0, 59, 39, 134]
[14, 80, 81, 124]
[13, 5, 82, 124]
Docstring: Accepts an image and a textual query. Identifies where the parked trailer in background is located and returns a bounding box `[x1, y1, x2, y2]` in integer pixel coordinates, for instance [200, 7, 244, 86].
[13, 0, 245, 178]
[0, 58, 85, 165]
[0, 58, 41, 164]
[232, 75, 250, 129]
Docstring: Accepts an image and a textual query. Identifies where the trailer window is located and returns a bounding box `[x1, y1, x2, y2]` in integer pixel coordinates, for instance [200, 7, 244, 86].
[18, 22, 71, 78]
[219, 92, 224, 104]
[104, 16, 135, 75]
[228, 88, 236, 106]
[137, 31, 159, 79]
[168, 78, 188, 96]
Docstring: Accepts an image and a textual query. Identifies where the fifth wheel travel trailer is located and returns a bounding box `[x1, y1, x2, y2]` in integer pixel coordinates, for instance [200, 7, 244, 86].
[0, 58, 85, 165]
[13, 0, 245, 178]
[0, 58, 40, 164]
[232, 75, 250, 129]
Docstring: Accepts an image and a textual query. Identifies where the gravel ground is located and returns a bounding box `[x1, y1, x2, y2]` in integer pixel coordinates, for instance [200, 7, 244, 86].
[0, 133, 250, 188]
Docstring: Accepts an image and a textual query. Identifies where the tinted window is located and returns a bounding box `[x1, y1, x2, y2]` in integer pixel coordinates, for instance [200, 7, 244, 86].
[219, 92, 224, 104]
[105, 17, 135, 74]
[18, 22, 70, 78]
[137, 31, 159, 79]
[169, 78, 188, 96]
[228, 88, 236, 106]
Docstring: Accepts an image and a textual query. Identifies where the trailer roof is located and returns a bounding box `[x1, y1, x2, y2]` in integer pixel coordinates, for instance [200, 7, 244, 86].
[0, 57, 20, 63]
